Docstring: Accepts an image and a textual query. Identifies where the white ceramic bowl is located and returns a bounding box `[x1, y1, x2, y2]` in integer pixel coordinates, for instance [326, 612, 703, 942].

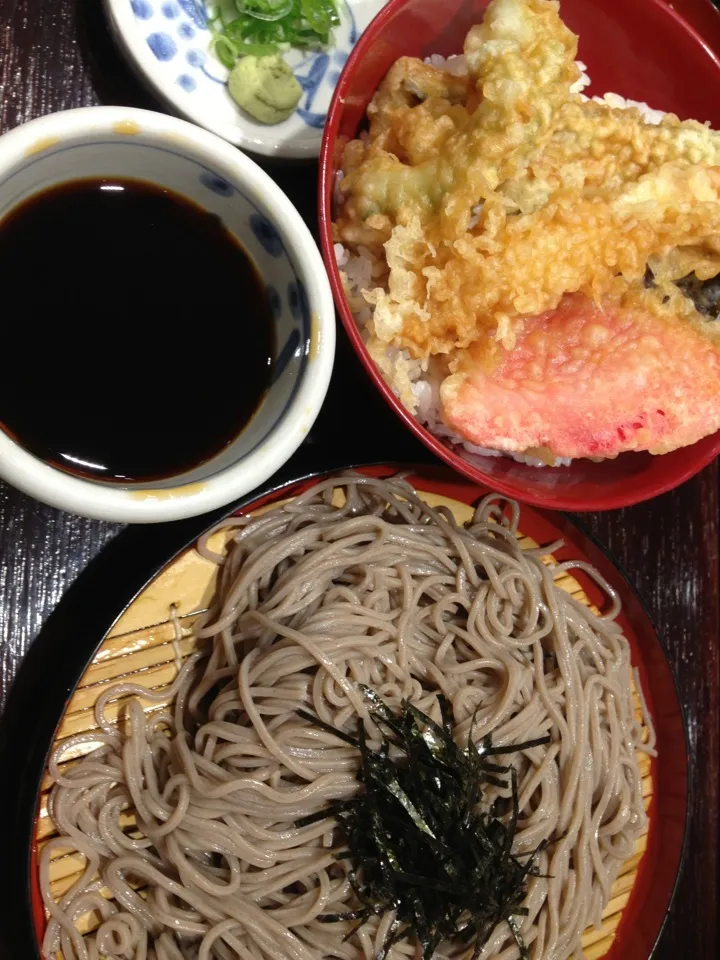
[0, 106, 335, 523]
[104, 0, 387, 159]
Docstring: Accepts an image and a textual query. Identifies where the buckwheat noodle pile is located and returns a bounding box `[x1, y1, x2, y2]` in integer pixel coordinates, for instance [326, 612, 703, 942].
[40, 474, 653, 960]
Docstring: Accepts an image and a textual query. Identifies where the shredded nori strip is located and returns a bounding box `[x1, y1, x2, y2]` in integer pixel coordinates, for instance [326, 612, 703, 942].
[297, 689, 551, 959]
[674, 271, 720, 320]
[644, 264, 720, 319]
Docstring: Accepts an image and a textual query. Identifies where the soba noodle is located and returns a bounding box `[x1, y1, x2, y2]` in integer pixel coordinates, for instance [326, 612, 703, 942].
[40, 474, 652, 960]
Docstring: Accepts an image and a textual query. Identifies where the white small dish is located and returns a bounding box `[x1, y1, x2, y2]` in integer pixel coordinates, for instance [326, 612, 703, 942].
[103, 0, 387, 159]
[0, 106, 335, 523]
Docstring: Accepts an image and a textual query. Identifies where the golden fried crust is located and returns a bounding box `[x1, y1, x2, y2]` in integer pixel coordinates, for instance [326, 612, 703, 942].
[333, 0, 720, 359]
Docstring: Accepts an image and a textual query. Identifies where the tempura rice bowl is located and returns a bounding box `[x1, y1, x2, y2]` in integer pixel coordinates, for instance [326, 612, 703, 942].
[319, 0, 720, 511]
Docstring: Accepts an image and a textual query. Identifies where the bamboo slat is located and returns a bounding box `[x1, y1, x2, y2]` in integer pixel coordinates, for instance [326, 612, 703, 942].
[35, 490, 653, 959]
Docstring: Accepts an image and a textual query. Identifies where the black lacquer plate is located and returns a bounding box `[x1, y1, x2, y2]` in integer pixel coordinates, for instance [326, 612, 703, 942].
[0, 461, 689, 960]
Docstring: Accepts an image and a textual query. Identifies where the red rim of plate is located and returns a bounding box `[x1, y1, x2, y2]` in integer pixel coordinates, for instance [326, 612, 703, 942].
[318, 0, 720, 511]
[31, 462, 689, 960]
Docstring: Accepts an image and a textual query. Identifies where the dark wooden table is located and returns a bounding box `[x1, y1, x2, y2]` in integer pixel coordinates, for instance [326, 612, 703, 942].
[0, 1, 718, 958]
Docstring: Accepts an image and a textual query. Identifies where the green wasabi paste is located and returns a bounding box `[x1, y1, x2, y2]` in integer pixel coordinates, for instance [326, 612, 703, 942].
[228, 54, 303, 125]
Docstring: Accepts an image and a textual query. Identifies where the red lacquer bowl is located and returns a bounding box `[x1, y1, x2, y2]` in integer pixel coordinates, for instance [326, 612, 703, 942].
[318, 0, 720, 511]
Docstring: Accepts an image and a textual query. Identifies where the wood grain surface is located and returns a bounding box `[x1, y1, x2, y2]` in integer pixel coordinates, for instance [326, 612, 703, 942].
[0, 1, 718, 959]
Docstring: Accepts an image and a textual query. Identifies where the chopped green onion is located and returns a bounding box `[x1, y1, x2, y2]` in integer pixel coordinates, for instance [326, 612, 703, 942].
[235, 0, 294, 23]
[300, 0, 336, 33]
[237, 41, 281, 56]
[210, 32, 241, 69]
[208, 0, 340, 60]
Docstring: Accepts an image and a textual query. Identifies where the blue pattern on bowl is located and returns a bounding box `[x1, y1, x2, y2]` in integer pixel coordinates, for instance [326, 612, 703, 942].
[266, 284, 282, 320]
[288, 279, 310, 326]
[128, 0, 380, 136]
[250, 214, 284, 258]
[199, 170, 235, 196]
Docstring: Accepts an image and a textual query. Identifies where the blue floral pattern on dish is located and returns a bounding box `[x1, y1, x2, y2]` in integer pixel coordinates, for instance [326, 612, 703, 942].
[177, 0, 207, 29]
[186, 48, 206, 67]
[131, 0, 153, 19]
[147, 31, 177, 60]
[295, 13, 358, 129]
[131, 0, 378, 133]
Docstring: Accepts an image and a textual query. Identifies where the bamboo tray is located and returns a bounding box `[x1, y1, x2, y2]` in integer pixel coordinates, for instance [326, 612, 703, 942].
[34, 486, 654, 960]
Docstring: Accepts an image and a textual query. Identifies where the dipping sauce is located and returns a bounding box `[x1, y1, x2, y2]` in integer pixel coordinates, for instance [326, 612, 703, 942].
[0, 178, 275, 483]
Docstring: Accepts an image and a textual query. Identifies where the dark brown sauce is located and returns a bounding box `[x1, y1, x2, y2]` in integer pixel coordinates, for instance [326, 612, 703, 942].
[0, 178, 274, 483]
